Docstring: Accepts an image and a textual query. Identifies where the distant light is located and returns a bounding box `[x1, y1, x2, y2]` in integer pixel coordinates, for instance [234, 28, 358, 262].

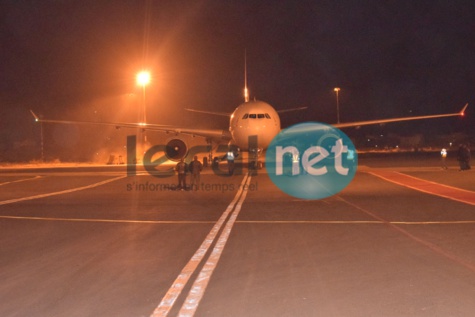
[138, 122, 147, 126]
[136, 71, 151, 86]
[334, 87, 340, 92]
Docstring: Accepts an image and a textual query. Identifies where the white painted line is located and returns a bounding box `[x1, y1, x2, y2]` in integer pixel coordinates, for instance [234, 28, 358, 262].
[368, 171, 475, 206]
[397, 172, 475, 193]
[0, 215, 216, 224]
[178, 174, 252, 316]
[0, 175, 43, 186]
[0, 176, 126, 205]
[150, 174, 251, 317]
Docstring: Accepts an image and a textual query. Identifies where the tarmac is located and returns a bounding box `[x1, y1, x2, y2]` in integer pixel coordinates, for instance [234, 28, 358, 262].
[1, 153, 474, 316]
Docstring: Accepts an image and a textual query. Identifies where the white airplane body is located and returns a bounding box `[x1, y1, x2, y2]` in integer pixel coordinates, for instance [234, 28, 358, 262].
[229, 100, 281, 151]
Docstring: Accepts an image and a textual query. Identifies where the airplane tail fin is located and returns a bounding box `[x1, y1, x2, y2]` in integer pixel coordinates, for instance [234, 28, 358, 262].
[244, 50, 249, 103]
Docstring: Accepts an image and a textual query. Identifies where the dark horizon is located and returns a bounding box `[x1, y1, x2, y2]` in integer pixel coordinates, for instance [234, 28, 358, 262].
[1, 0, 474, 162]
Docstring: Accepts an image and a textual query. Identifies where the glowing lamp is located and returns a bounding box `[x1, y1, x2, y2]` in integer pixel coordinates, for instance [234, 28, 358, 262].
[136, 71, 151, 86]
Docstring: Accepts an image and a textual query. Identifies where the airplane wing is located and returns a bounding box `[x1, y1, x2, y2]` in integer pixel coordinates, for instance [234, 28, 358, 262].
[276, 106, 308, 113]
[332, 103, 467, 128]
[30, 110, 232, 142]
[184, 108, 232, 117]
[277, 103, 468, 137]
[30, 110, 172, 129]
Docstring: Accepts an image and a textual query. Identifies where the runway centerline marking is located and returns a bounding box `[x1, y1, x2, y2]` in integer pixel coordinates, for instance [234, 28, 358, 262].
[0, 176, 126, 206]
[150, 173, 251, 317]
[178, 173, 252, 316]
[368, 170, 475, 206]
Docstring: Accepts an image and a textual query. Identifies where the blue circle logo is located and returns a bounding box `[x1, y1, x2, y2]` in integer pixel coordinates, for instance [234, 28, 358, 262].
[265, 122, 357, 200]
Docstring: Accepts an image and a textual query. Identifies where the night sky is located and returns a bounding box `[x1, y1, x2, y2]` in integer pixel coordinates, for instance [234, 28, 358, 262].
[1, 0, 474, 161]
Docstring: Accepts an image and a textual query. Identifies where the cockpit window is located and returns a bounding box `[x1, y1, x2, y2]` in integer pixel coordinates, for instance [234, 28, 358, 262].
[242, 113, 271, 119]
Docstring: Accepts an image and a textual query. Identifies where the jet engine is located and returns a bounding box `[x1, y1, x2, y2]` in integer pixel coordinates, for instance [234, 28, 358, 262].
[165, 138, 188, 161]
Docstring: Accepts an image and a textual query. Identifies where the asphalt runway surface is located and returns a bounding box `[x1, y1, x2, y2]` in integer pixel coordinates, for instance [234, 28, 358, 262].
[1, 154, 475, 317]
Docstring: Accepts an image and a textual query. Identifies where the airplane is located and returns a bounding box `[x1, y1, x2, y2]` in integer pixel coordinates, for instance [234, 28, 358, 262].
[30, 64, 468, 165]
[30, 97, 467, 165]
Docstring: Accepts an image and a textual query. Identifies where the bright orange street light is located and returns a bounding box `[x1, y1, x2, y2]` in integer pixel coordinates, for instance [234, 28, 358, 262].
[136, 71, 151, 87]
[136, 70, 151, 124]
[136, 70, 151, 151]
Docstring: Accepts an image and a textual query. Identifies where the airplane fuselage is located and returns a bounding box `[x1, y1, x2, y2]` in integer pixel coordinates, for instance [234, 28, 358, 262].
[229, 100, 281, 152]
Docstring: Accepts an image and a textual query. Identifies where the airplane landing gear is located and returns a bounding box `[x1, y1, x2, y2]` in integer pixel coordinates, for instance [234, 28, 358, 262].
[249, 160, 263, 170]
[256, 160, 263, 169]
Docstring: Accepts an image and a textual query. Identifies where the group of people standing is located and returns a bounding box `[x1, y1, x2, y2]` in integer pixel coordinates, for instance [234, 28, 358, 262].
[175, 153, 237, 190]
[440, 144, 471, 171]
[457, 144, 472, 171]
[174, 156, 203, 190]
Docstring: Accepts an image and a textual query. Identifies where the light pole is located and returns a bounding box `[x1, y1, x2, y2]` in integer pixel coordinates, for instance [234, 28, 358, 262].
[136, 70, 151, 151]
[334, 87, 341, 124]
[34, 114, 45, 162]
[40, 121, 44, 162]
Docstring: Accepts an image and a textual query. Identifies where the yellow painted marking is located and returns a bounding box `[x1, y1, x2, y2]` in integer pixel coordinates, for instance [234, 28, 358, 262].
[236, 220, 475, 225]
[1, 216, 474, 225]
[338, 194, 475, 273]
